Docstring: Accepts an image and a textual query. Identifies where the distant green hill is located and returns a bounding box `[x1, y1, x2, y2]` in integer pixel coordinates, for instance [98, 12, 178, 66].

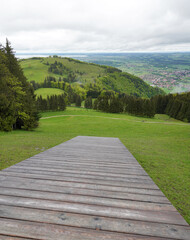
[20, 56, 165, 98]
[20, 57, 106, 84]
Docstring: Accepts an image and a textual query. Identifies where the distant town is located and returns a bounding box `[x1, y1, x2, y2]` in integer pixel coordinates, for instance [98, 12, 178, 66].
[138, 69, 190, 92]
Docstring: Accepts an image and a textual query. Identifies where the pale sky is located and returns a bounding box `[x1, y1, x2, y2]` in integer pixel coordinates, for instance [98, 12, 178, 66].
[0, 0, 190, 52]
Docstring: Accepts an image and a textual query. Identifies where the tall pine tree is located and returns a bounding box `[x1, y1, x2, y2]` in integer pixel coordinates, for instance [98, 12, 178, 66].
[0, 40, 39, 131]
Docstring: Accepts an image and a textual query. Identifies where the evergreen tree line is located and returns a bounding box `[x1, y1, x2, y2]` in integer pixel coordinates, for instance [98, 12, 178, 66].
[93, 94, 155, 117]
[30, 76, 78, 90]
[0, 40, 39, 131]
[151, 92, 190, 122]
[30, 76, 62, 90]
[36, 94, 67, 111]
[36, 93, 83, 110]
[123, 95, 155, 117]
[90, 92, 190, 121]
[67, 92, 82, 107]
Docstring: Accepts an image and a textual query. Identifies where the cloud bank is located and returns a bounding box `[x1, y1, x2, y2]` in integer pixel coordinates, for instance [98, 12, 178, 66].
[0, 0, 190, 52]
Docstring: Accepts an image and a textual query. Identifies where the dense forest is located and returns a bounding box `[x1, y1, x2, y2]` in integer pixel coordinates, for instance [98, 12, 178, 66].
[0, 40, 39, 131]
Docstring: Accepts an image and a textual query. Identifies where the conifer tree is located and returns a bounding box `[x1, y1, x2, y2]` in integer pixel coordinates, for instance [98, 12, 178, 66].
[0, 50, 20, 131]
[76, 95, 82, 107]
[109, 97, 123, 113]
[97, 96, 109, 112]
[0, 40, 39, 131]
[93, 99, 98, 110]
[58, 95, 66, 111]
[84, 96, 93, 109]
[53, 95, 58, 111]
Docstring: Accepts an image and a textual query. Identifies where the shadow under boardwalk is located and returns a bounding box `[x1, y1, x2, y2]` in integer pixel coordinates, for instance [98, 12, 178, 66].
[0, 136, 189, 239]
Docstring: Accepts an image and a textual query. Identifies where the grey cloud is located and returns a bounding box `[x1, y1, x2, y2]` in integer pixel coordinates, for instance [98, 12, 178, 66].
[0, 0, 190, 52]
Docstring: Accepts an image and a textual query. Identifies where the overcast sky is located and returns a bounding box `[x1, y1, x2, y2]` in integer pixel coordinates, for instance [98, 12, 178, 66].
[0, 0, 190, 53]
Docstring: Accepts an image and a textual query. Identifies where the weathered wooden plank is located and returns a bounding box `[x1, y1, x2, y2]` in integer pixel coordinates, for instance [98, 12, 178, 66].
[0, 236, 35, 240]
[0, 218, 171, 240]
[0, 170, 159, 189]
[0, 172, 164, 196]
[14, 164, 148, 177]
[47, 147, 131, 152]
[37, 154, 137, 163]
[0, 181, 167, 205]
[0, 205, 189, 239]
[3, 169, 152, 186]
[0, 195, 184, 225]
[50, 159, 135, 165]
[36, 149, 136, 159]
[46, 142, 127, 148]
[37, 157, 138, 165]
[0, 176, 167, 203]
[20, 158, 145, 169]
[47, 143, 129, 148]
[12, 161, 148, 176]
[0, 183, 172, 212]
[6, 165, 153, 182]
[31, 150, 135, 157]
[21, 158, 145, 172]
[0, 186, 171, 210]
[30, 156, 138, 165]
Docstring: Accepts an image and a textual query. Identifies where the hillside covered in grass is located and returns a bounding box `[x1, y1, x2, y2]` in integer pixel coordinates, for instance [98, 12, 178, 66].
[20, 56, 165, 98]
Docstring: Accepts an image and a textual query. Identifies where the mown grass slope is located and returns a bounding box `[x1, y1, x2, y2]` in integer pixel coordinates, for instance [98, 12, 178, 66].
[0, 107, 189, 223]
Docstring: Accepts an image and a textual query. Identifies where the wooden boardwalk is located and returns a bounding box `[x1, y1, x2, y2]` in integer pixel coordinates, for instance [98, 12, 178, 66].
[0, 136, 189, 239]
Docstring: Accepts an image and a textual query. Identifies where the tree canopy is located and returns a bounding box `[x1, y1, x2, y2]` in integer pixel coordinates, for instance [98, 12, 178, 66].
[0, 39, 39, 131]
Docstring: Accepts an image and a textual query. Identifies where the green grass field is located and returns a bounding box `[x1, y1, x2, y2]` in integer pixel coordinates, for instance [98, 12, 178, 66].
[0, 107, 189, 223]
[20, 59, 50, 83]
[35, 88, 65, 98]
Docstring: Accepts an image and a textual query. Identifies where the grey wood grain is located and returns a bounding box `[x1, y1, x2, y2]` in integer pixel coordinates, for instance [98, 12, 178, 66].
[0, 205, 189, 239]
[0, 136, 188, 239]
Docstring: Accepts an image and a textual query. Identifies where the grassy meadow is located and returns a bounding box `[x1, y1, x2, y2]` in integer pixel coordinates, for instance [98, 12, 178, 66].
[35, 88, 65, 98]
[20, 59, 50, 83]
[0, 107, 189, 223]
